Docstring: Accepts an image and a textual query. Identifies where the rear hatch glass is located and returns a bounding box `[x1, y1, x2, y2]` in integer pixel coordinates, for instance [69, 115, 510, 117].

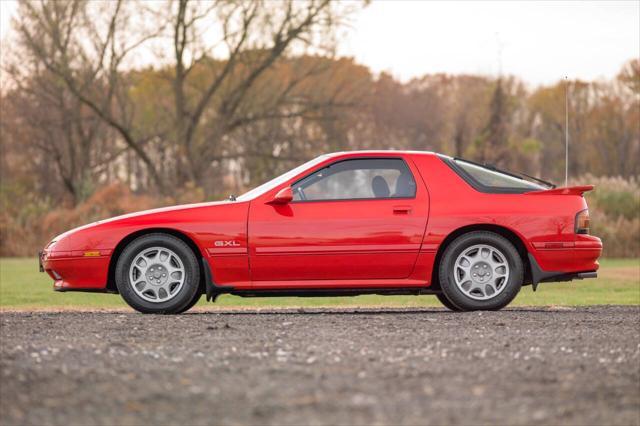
[443, 156, 551, 193]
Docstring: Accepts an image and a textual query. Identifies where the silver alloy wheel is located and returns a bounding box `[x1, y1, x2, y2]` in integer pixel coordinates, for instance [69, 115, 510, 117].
[453, 244, 510, 301]
[129, 247, 186, 303]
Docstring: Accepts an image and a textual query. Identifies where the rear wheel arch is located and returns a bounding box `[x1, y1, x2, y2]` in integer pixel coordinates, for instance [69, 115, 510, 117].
[430, 224, 532, 290]
[106, 228, 206, 294]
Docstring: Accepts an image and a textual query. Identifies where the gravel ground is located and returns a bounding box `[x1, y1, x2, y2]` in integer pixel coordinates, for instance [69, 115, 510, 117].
[1, 306, 639, 426]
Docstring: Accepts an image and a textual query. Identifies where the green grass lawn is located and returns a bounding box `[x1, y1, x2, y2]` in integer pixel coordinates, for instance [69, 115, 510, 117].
[0, 257, 638, 310]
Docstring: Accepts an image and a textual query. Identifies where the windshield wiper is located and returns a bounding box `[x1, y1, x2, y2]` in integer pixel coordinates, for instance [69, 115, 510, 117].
[228, 194, 237, 201]
[454, 157, 555, 189]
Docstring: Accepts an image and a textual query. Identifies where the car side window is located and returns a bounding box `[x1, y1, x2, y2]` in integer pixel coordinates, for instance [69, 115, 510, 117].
[292, 158, 416, 201]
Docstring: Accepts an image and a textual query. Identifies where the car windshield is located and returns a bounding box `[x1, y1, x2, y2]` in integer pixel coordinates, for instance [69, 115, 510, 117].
[453, 159, 546, 190]
[236, 156, 328, 201]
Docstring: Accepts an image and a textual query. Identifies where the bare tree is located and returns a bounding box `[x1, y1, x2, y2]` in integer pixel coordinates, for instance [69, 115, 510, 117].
[9, 0, 360, 194]
[10, 0, 169, 192]
[167, 0, 359, 188]
[3, 71, 106, 203]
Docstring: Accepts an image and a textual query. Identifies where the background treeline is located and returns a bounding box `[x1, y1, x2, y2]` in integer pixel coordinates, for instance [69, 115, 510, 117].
[0, 0, 638, 257]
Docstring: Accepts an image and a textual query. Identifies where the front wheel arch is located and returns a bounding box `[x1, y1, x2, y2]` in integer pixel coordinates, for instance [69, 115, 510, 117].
[107, 228, 206, 295]
[430, 224, 531, 291]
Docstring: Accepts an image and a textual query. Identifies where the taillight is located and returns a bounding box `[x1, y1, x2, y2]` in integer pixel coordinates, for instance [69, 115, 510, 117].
[575, 209, 590, 234]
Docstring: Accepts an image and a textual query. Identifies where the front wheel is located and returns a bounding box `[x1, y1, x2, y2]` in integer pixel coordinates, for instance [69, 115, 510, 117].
[115, 233, 201, 314]
[438, 231, 523, 311]
[436, 293, 462, 311]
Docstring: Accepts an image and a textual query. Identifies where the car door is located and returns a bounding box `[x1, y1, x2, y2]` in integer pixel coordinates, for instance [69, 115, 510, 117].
[248, 156, 429, 284]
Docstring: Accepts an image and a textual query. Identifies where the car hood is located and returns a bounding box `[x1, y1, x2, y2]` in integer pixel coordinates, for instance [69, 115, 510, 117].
[50, 200, 235, 244]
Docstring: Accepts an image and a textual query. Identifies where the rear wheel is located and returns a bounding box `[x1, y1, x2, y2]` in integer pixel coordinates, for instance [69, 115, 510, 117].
[115, 233, 201, 314]
[439, 231, 523, 311]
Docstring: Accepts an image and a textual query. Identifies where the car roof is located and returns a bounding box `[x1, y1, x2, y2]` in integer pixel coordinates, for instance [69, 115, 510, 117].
[322, 150, 438, 159]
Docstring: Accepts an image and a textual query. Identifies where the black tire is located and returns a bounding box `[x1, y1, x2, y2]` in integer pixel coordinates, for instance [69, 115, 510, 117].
[175, 292, 203, 314]
[436, 293, 462, 311]
[438, 231, 523, 311]
[115, 233, 201, 314]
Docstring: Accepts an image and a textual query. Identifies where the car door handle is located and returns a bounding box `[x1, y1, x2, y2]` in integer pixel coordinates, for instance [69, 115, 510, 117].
[393, 206, 412, 214]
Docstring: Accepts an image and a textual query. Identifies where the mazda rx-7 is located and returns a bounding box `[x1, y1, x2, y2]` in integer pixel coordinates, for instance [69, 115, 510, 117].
[40, 151, 602, 313]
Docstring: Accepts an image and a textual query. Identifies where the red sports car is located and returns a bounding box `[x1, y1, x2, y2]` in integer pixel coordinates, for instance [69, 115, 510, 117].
[40, 151, 602, 313]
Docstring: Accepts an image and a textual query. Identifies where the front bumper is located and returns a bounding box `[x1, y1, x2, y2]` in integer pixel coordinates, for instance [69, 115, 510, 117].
[40, 249, 112, 292]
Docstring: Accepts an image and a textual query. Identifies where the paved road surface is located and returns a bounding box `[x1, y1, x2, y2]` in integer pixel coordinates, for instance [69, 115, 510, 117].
[1, 306, 639, 425]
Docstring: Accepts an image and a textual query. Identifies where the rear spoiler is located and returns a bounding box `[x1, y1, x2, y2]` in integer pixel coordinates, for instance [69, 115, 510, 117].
[525, 185, 594, 196]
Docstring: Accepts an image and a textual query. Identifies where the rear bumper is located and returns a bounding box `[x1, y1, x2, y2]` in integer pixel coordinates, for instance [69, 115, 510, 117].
[40, 250, 111, 292]
[530, 235, 602, 273]
[527, 235, 602, 290]
[527, 253, 598, 290]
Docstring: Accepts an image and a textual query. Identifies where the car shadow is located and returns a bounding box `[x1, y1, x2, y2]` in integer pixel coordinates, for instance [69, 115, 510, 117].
[6, 306, 626, 316]
[180, 306, 591, 316]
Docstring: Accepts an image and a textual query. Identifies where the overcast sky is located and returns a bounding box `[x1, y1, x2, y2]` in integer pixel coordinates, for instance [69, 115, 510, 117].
[339, 1, 639, 86]
[1, 0, 638, 87]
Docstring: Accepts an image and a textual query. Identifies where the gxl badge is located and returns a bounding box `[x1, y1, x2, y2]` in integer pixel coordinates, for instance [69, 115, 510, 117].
[214, 240, 241, 247]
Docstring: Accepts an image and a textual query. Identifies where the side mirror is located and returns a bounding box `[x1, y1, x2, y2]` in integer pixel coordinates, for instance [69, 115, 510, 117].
[270, 186, 293, 204]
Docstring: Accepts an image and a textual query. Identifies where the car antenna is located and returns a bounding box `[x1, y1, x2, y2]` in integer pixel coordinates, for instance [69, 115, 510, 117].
[564, 76, 569, 188]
